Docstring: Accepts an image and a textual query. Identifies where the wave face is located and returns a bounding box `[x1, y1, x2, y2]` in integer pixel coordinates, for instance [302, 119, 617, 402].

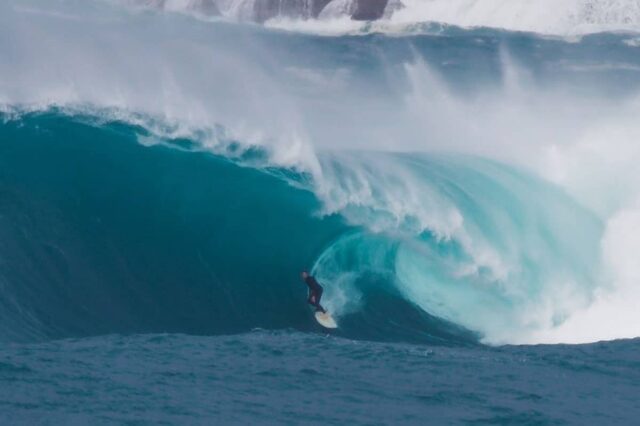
[2, 0, 640, 345]
[0, 112, 477, 344]
[0, 112, 602, 345]
[0, 112, 342, 341]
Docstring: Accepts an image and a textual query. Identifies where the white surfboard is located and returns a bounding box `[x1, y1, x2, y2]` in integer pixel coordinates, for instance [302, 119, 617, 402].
[315, 311, 338, 329]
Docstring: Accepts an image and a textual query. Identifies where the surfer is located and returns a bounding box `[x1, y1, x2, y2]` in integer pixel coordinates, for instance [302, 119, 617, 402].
[301, 271, 327, 314]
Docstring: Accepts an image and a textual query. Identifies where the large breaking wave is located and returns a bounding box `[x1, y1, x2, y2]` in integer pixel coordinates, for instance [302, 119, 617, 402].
[2, 0, 640, 345]
[0, 112, 602, 345]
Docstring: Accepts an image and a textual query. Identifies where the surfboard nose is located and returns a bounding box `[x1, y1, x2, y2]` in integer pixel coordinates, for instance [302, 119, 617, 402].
[315, 312, 338, 329]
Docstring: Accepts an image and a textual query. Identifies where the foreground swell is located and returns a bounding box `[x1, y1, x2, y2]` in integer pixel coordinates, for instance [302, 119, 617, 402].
[2, 331, 640, 424]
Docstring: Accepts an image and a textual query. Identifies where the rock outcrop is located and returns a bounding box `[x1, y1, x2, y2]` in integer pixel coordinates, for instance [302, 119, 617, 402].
[251, 0, 391, 22]
[130, 0, 220, 16]
[252, 0, 334, 22]
[130, 0, 398, 22]
[193, 0, 220, 16]
[352, 0, 389, 21]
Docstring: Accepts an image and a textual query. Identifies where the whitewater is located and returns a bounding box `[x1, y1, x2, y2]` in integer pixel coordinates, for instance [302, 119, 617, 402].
[1, 0, 640, 424]
[120, 0, 640, 36]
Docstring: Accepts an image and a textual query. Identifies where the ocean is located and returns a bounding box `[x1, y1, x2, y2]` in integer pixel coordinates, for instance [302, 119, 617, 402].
[1, 0, 640, 424]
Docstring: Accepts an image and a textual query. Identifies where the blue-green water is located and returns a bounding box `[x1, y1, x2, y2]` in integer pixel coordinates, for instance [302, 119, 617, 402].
[1, 111, 638, 425]
[0, 112, 604, 345]
[2, 0, 640, 424]
[2, 331, 639, 425]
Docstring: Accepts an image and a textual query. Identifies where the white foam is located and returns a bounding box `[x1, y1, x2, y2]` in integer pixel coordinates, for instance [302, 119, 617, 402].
[624, 37, 640, 47]
[363, 0, 640, 36]
[527, 202, 640, 344]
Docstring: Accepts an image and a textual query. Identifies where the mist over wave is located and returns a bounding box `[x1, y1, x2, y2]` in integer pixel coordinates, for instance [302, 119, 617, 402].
[117, 0, 640, 35]
[389, 0, 640, 35]
[2, 0, 640, 344]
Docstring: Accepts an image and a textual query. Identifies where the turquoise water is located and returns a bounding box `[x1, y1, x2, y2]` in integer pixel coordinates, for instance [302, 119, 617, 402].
[0, 113, 603, 345]
[2, 332, 639, 425]
[2, 0, 640, 423]
[1, 111, 638, 425]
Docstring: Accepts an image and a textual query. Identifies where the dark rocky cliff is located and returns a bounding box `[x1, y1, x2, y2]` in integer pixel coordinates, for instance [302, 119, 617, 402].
[352, 0, 389, 21]
[253, 0, 334, 22]
[133, 0, 396, 22]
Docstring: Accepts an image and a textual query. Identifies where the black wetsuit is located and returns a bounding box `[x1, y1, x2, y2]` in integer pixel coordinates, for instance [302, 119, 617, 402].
[304, 276, 326, 313]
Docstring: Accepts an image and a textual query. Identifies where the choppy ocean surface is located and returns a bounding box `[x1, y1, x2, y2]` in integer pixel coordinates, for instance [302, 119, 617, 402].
[2, 0, 640, 424]
[0, 332, 639, 425]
